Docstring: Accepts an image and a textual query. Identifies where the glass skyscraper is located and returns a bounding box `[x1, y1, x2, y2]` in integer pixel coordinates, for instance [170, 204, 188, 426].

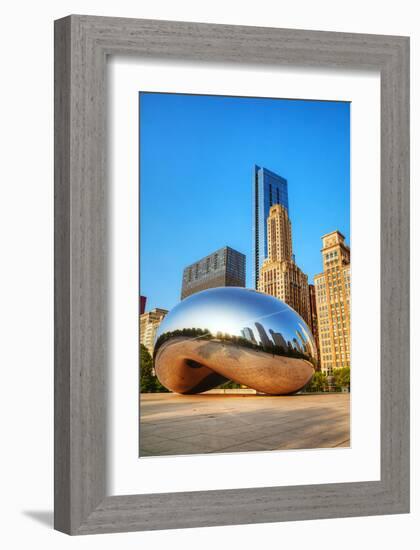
[253, 165, 289, 288]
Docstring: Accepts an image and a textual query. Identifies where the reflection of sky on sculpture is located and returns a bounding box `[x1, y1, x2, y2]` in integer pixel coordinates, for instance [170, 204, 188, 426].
[155, 287, 314, 350]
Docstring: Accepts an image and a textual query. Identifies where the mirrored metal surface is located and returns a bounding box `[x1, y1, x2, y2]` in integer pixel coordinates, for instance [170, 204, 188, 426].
[154, 287, 317, 395]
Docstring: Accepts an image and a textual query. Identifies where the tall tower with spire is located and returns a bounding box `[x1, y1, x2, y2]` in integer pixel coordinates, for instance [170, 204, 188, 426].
[258, 204, 310, 325]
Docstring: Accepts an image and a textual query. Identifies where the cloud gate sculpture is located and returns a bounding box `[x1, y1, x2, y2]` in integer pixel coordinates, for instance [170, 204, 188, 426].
[153, 287, 317, 395]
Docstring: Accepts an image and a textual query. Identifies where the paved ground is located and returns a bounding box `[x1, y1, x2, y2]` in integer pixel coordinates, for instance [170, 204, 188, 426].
[140, 393, 350, 456]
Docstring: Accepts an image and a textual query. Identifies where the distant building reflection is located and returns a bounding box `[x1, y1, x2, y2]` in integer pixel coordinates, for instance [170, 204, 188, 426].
[254, 322, 273, 349]
[296, 329, 309, 353]
[241, 327, 257, 344]
[292, 337, 303, 354]
[269, 329, 287, 350]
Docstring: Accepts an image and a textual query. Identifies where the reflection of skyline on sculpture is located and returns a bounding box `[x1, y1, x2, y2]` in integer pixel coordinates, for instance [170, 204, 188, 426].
[154, 287, 316, 395]
[155, 287, 313, 353]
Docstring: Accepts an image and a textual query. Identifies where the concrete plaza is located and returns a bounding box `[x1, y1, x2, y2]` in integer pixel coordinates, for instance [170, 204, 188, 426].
[140, 393, 350, 456]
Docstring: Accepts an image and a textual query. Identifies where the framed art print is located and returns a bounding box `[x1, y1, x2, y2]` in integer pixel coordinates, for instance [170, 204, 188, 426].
[109, 54, 380, 497]
[54, 15, 409, 534]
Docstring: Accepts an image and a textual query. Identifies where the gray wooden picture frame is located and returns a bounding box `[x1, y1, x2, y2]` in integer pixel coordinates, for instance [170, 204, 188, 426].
[54, 14, 410, 535]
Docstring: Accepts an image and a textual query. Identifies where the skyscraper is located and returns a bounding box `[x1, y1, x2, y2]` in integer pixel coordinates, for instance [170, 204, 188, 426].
[181, 246, 246, 300]
[308, 284, 320, 361]
[140, 308, 168, 355]
[314, 231, 351, 374]
[258, 204, 310, 325]
[253, 165, 288, 288]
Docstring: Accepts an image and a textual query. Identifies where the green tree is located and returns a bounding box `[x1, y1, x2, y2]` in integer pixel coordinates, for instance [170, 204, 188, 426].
[304, 371, 327, 392]
[140, 344, 169, 393]
[219, 380, 242, 389]
[333, 367, 350, 391]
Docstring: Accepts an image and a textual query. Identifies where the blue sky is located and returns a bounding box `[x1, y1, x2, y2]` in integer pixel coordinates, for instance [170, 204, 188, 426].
[140, 92, 350, 312]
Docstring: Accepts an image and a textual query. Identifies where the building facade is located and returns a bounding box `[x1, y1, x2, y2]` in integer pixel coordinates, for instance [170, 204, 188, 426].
[139, 295, 147, 315]
[314, 231, 351, 374]
[253, 165, 288, 288]
[308, 284, 320, 363]
[181, 246, 246, 300]
[258, 204, 310, 325]
[140, 308, 168, 355]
